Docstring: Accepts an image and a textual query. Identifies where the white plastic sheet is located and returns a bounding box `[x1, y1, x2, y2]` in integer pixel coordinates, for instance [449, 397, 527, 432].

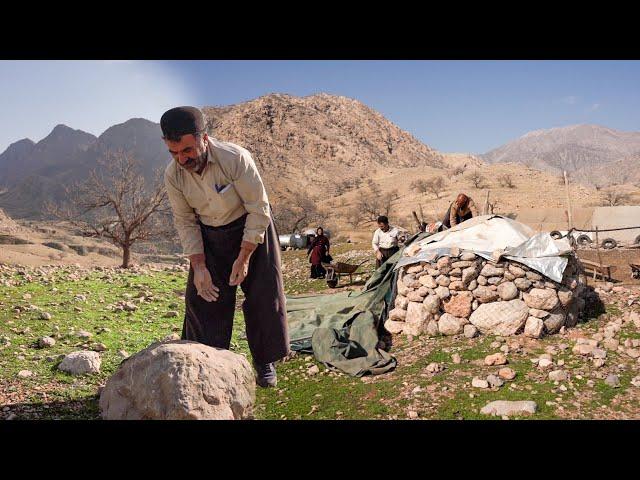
[395, 215, 572, 282]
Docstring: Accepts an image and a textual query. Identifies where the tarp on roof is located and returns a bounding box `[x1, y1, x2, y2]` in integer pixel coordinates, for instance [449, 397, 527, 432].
[395, 215, 572, 282]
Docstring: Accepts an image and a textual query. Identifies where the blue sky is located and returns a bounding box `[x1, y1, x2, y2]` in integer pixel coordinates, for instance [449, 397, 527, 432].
[1, 60, 639, 155]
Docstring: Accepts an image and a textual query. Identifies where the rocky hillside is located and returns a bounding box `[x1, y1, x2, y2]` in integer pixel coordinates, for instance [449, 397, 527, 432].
[202, 93, 444, 198]
[481, 124, 640, 186]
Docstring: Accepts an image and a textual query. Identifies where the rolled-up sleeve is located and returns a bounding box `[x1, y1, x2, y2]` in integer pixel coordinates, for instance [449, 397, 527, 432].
[372, 230, 380, 251]
[228, 150, 271, 245]
[164, 166, 204, 255]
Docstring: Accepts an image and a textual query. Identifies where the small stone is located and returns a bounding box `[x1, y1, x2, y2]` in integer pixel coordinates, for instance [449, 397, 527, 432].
[38, 336, 56, 348]
[497, 282, 519, 300]
[480, 400, 537, 416]
[17, 370, 33, 378]
[524, 317, 544, 338]
[605, 374, 620, 388]
[538, 358, 553, 369]
[117, 350, 129, 359]
[472, 377, 490, 389]
[498, 367, 516, 380]
[307, 365, 320, 376]
[163, 311, 179, 318]
[487, 374, 504, 388]
[77, 330, 93, 339]
[463, 324, 478, 338]
[626, 348, 640, 359]
[548, 370, 568, 382]
[452, 353, 461, 364]
[592, 358, 606, 368]
[426, 362, 443, 373]
[485, 353, 508, 366]
[407, 411, 419, 419]
[39, 312, 52, 320]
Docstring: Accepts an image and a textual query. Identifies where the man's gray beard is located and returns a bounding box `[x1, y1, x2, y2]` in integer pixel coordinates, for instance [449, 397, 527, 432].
[180, 151, 207, 172]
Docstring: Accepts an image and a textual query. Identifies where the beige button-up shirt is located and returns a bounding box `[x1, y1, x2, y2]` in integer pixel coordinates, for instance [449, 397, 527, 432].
[164, 138, 271, 255]
[372, 226, 401, 251]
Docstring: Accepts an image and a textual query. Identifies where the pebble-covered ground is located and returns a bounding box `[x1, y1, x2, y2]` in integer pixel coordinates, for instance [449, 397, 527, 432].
[1, 245, 639, 420]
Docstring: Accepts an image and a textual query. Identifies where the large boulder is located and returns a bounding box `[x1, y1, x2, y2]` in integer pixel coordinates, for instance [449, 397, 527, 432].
[99, 341, 255, 420]
[469, 299, 529, 336]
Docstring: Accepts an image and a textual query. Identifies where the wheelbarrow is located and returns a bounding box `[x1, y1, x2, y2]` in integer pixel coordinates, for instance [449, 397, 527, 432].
[321, 258, 371, 288]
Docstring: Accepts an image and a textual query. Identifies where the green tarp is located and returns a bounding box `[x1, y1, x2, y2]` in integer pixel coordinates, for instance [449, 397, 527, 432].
[285, 231, 431, 377]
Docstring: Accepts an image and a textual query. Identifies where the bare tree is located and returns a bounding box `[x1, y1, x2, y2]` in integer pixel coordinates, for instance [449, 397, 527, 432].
[425, 176, 445, 198]
[497, 174, 515, 188]
[468, 170, 486, 189]
[45, 150, 172, 268]
[450, 166, 464, 177]
[410, 179, 428, 194]
[347, 185, 398, 227]
[602, 189, 632, 206]
[272, 192, 326, 233]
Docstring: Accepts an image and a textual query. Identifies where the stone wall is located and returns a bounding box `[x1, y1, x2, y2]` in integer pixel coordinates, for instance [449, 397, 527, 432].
[386, 250, 588, 339]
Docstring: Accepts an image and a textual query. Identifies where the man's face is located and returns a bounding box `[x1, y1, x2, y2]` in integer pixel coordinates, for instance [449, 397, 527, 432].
[164, 133, 208, 172]
[378, 222, 389, 232]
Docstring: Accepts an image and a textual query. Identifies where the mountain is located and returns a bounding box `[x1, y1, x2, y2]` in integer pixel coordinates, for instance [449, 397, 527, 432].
[202, 93, 444, 198]
[0, 93, 444, 218]
[480, 124, 640, 185]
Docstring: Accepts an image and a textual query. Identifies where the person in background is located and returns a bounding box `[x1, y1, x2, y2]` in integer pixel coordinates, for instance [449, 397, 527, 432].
[372, 215, 401, 268]
[441, 193, 479, 229]
[307, 227, 330, 278]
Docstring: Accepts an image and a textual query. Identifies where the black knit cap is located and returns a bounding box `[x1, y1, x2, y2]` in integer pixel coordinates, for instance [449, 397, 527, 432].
[160, 106, 206, 140]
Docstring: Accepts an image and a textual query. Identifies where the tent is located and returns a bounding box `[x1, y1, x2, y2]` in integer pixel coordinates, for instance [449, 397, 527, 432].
[285, 215, 573, 377]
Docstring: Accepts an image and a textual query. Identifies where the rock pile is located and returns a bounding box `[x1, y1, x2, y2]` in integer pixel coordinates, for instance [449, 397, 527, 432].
[386, 251, 589, 338]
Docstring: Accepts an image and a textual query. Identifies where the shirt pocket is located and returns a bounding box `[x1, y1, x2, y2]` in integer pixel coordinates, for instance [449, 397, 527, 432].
[214, 183, 242, 213]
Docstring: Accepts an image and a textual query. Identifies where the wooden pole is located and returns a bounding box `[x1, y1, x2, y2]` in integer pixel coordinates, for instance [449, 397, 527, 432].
[595, 225, 603, 280]
[563, 171, 573, 230]
[484, 190, 490, 215]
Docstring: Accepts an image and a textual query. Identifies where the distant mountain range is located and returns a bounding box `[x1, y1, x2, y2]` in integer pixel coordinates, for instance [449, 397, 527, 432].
[480, 124, 640, 186]
[0, 94, 638, 221]
[0, 93, 444, 219]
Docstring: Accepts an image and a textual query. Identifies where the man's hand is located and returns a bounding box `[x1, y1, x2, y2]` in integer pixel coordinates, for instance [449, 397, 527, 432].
[229, 241, 256, 286]
[375, 250, 383, 261]
[189, 254, 219, 302]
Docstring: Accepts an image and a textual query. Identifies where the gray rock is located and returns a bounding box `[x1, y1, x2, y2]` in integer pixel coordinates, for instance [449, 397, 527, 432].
[605, 374, 620, 388]
[480, 400, 537, 416]
[418, 275, 437, 289]
[481, 264, 505, 277]
[39, 312, 52, 320]
[443, 291, 472, 317]
[394, 295, 409, 310]
[472, 377, 490, 389]
[438, 313, 466, 336]
[472, 286, 499, 303]
[449, 280, 465, 291]
[477, 275, 488, 286]
[523, 288, 559, 311]
[498, 282, 519, 300]
[524, 317, 544, 338]
[525, 271, 543, 281]
[163, 311, 179, 318]
[514, 278, 532, 291]
[423, 295, 441, 315]
[435, 286, 450, 300]
[487, 374, 504, 388]
[487, 276, 502, 285]
[449, 267, 462, 277]
[58, 351, 101, 375]
[407, 290, 426, 302]
[460, 252, 477, 261]
[463, 324, 479, 338]
[543, 307, 566, 334]
[549, 370, 568, 382]
[469, 299, 529, 336]
[388, 308, 407, 322]
[508, 264, 526, 278]
[528, 308, 549, 318]
[384, 320, 405, 334]
[99, 341, 255, 419]
[461, 266, 479, 285]
[426, 320, 439, 337]
[436, 275, 451, 287]
[557, 288, 573, 307]
[503, 271, 516, 281]
[38, 336, 56, 348]
[468, 280, 478, 291]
